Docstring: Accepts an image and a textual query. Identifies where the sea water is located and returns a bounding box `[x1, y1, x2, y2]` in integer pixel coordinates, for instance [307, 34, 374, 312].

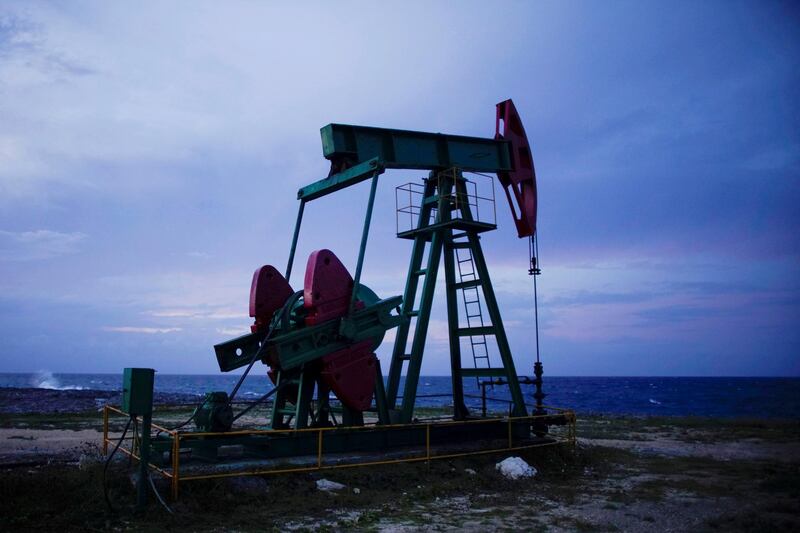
[1, 372, 798, 418]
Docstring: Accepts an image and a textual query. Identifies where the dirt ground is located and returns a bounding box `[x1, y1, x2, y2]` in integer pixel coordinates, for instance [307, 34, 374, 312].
[0, 412, 798, 532]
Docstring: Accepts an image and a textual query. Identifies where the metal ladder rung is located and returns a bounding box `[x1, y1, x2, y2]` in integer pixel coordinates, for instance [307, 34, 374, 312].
[461, 368, 506, 378]
[453, 279, 480, 290]
[397, 353, 413, 361]
[453, 241, 494, 384]
[457, 326, 494, 336]
[413, 269, 427, 276]
[406, 310, 420, 317]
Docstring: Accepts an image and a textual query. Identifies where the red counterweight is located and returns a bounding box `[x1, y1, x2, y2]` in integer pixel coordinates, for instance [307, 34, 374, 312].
[495, 99, 537, 238]
[303, 249, 363, 326]
[249, 265, 294, 333]
[321, 340, 377, 411]
[303, 249, 376, 411]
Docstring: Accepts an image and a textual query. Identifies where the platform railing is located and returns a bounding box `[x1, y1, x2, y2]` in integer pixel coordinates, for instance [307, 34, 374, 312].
[394, 169, 497, 235]
[103, 404, 576, 501]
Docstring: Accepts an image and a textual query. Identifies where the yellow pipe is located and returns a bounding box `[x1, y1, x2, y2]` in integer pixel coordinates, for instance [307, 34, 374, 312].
[171, 433, 180, 501]
[317, 429, 323, 468]
[114, 446, 173, 479]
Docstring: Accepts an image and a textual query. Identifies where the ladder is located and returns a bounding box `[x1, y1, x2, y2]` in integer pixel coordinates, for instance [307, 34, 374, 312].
[453, 235, 492, 387]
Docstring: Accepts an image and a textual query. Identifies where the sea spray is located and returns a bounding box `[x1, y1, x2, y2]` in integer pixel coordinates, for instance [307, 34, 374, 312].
[31, 371, 84, 391]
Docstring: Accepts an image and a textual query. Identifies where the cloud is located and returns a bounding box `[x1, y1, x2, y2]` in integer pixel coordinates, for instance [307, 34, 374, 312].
[0, 3, 797, 376]
[216, 327, 248, 337]
[0, 229, 86, 261]
[103, 326, 182, 334]
[0, 3, 501, 201]
[145, 307, 245, 321]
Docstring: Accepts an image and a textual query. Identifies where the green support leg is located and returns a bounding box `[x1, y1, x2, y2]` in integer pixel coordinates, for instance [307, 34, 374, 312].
[443, 231, 469, 420]
[293, 367, 316, 429]
[270, 370, 298, 429]
[397, 173, 452, 423]
[387, 179, 438, 406]
[399, 231, 444, 422]
[341, 407, 364, 426]
[315, 379, 332, 427]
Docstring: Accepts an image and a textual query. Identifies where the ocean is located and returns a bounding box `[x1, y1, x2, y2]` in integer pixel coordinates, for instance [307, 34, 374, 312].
[1, 371, 798, 419]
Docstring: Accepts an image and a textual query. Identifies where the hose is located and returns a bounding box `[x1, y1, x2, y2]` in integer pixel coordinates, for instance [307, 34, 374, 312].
[147, 471, 173, 514]
[103, 416, 133, 513]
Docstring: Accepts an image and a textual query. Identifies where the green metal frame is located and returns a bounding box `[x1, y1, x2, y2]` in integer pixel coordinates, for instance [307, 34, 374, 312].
[320, 124, 513, 173]
[215, 122, 528, 431]
[386, 170, 527, 423]
[214, 294, 402, 372]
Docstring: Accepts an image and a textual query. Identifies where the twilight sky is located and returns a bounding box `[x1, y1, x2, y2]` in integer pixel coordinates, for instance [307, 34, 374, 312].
[0, 1, 798, 376]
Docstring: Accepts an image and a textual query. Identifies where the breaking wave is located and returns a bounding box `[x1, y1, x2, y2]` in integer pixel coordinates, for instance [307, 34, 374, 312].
[31, 371, 85, 391]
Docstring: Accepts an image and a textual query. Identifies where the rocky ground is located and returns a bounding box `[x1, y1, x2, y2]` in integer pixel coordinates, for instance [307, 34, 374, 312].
[0, 408, 798, 532]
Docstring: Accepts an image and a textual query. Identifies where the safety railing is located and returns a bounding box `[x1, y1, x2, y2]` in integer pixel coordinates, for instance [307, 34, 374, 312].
[395, 169, 497, 235]
[103, 404, 575, 501]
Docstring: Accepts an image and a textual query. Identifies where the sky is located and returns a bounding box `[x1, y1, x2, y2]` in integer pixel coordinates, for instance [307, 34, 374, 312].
[0, 1, 798, 377]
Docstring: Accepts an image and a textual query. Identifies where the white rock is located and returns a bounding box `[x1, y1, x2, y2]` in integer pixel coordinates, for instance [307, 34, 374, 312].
[495, 457, 537, 480]
[316, 478, 346, 491]
[353, 487, 361, 494]
[464, 468, 477, 475]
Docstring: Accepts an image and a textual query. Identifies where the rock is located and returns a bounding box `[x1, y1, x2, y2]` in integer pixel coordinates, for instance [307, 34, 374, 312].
[465, 468, 477, 475]
[353, 487, 361, 494]
[495, 456, 537, 480]
[316, 478, 345, 492]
